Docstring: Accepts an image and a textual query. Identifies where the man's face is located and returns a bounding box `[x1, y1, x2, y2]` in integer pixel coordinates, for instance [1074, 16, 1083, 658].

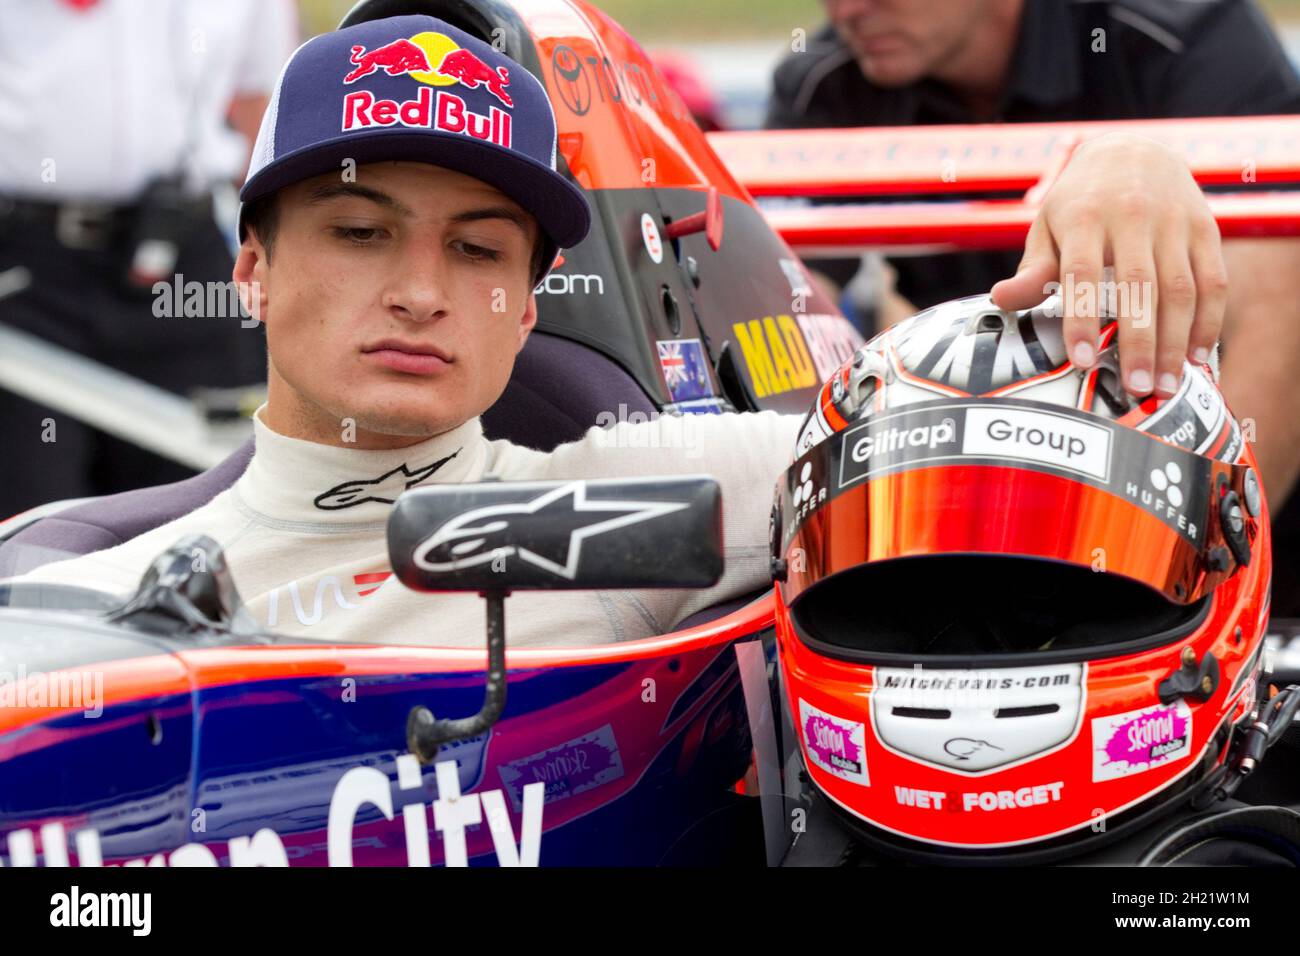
[823, 0, 996, 87]
[236, 162, 540, 448]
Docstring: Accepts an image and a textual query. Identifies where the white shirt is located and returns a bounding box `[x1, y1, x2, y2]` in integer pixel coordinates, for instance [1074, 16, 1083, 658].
[14, 408, 803, 648]
[0, 0, 297, 200]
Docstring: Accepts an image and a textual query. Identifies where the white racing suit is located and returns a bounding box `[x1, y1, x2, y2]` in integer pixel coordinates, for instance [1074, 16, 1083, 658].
[15, 408, 801, 647]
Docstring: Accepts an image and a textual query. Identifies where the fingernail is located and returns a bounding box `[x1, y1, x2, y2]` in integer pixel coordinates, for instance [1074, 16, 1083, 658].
[1157, 372, 1178, 396]
[1072, 341, 1095, 368]
[1128, 368, 1152, 395]
[1192, 347, 1210, 364]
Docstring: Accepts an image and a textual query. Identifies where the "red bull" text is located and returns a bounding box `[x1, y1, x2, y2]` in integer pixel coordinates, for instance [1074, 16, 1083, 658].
[342, 87, 513, 148]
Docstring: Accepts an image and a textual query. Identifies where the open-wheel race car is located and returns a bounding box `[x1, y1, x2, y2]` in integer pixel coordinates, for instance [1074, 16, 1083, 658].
[1, 0, 1299, 868]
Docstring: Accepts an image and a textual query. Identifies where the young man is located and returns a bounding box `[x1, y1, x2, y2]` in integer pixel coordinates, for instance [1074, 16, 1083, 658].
[9, 14, 1231, 647]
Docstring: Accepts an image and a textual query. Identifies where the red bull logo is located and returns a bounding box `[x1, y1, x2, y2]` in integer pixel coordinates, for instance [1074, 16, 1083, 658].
[343, 39, 432, 84]
[340, 31, 513, 147]
[343, 31, 513, 107]
[437, 48, 513, 107]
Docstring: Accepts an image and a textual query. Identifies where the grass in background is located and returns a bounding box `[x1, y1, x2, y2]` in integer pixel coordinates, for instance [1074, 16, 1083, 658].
[298, 0, 822, 42]
[300, 0, 1298, 44]
[593, 0, 820, 42]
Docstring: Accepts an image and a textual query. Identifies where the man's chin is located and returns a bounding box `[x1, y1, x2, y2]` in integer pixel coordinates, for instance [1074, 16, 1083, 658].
[349, 406, 469, 440]
[340, 376, 474, 432]
[856, 54, 925, 88]
[328, 387, 472, 441]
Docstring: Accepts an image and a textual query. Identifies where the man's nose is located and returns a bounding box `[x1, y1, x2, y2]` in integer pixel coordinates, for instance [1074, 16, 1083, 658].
[382, 240, 452, 323]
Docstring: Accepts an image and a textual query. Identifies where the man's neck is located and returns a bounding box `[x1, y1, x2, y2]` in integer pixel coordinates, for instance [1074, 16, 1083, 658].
[239, 406, 485, 522]
[930, 0, 1025, 121]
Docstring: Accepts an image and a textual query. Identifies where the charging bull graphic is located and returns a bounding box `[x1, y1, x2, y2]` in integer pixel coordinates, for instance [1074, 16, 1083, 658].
[437, 49, 513, 107]
[344, 40, 433, 84]
[342, 34, 513, 108]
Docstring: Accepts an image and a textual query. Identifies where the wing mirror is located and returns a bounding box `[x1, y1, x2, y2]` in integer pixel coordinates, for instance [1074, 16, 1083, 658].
[387, 476, 723, 760]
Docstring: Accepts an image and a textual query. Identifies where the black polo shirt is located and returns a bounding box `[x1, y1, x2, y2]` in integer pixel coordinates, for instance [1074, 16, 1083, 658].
[766, 0, 1300, 306]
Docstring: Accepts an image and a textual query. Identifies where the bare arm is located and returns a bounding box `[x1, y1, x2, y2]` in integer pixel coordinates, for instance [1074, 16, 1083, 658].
[879, 281, 916, 332]
[1218, 238, 1300, 511]
[808, 262, 915, 337]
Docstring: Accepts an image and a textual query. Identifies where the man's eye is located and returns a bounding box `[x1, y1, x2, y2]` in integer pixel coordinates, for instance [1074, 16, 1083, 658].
[453, 240, 502, 262]
[331, 226, 384, 244]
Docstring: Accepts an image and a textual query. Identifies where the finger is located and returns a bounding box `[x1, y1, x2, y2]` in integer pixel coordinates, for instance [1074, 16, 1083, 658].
[1110, 219, 1159, 397]
[990, 217, 1058, 312]
[1186, 214, 1228, 366]
[1054, 207, 1105, 369]
[1152, 226, 1196, 399]
[1023, 134, 1082, 207]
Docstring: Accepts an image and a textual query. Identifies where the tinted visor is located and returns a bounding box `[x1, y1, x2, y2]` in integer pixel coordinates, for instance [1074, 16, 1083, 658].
[775, 398, 1258, 625]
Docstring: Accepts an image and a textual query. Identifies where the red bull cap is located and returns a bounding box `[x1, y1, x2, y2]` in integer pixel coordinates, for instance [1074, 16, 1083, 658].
[239, 15, 590, 274]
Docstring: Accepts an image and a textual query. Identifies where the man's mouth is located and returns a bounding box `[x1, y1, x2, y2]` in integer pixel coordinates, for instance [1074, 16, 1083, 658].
[854, 32, 905, 56]
[361, 339, 454, 376]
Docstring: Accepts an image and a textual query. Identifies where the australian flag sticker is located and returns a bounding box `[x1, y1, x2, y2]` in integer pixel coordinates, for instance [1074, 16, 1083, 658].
[657, 338, 712, 402]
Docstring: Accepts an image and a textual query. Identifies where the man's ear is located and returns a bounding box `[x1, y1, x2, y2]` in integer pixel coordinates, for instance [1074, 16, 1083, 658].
[233, 237, 270, 327]
[516, 291, 538, 353]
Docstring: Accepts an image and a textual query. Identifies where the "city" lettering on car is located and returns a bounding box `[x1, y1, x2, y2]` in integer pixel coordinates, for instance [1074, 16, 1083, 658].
[1, 755, 543, 868]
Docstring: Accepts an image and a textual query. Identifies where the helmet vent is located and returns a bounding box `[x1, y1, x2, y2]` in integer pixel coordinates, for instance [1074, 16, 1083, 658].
[995, 704, 1060, 718]
[890, 707, 950, 719]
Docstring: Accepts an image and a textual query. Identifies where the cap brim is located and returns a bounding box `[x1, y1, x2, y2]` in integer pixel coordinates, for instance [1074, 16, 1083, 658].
[238, 129, 591, 251]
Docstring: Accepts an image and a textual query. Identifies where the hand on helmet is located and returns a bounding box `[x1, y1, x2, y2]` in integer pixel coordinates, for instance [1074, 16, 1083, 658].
[990, 132, 1228, 400]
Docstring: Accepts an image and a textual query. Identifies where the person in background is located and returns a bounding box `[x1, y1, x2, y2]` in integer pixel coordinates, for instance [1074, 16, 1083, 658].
[0, 0, 298, 519]
[766, 0, 1300, 614]
[654, 50, 728, 132]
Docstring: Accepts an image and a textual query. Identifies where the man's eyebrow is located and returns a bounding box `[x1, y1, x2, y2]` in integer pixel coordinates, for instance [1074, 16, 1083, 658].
[450, 206, 532, 236]
[305, 183, 413, 216]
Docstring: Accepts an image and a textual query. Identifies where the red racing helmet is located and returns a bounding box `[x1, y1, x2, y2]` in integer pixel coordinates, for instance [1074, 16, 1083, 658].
[770, 293, 1274, 861]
